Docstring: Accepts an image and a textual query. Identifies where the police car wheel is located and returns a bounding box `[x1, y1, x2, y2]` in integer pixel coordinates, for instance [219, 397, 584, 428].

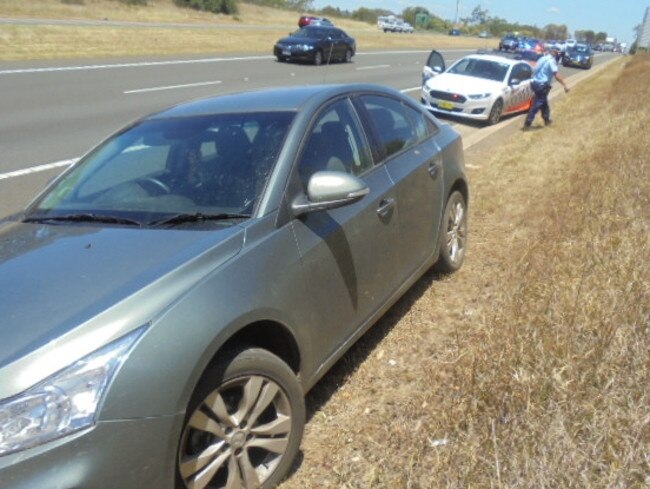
[487, 99, 503, 125]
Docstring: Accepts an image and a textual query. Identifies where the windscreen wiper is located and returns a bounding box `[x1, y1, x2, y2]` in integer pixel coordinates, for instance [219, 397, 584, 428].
[23, 213, 142, 226]
[149, 212, 250, 227]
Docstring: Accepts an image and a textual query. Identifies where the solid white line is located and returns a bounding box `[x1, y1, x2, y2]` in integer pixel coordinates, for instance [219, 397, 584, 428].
[356, 65, 391, 71]
[0, 56, 272, 75]
[124, 80, 222, 94]
[0, 159, 76, 180]
[0, 50, 474, 76]
[401, 86, 422, 93]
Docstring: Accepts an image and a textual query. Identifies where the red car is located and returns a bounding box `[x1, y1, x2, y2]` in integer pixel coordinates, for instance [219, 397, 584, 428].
[298, 15, 333, 27]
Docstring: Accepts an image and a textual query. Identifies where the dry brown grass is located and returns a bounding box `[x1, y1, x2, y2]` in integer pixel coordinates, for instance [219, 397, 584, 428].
[0, 0, 495, 60]
[280, 54, 650, 488]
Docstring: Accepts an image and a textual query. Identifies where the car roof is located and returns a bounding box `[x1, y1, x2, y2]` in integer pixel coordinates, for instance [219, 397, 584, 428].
[146, 84, 400, 119]
[461, 53, 520, 66]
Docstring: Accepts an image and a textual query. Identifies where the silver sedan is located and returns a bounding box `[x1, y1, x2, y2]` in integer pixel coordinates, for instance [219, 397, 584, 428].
[0, 83, 468, 489]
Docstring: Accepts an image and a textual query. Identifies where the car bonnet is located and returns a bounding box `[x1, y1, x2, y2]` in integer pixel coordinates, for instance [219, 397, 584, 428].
[0, 220, 244, 399]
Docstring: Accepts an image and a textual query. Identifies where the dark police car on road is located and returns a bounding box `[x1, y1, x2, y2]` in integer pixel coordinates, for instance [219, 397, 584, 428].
[274, 25, 355, 65]
[562, 43, 593, 69]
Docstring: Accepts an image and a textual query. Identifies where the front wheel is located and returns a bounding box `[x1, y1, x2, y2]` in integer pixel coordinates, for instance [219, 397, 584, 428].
[434, 190, 467, 273]
[487, 98, 503, 125]
[343, 49, 352, 63]
[176, 348, 305, 489]
[313, 50, 323, 66]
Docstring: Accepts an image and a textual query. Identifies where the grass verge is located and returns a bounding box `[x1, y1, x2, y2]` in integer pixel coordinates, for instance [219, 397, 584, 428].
[280, 54, 650, 488]
[0, 0, 495, 60]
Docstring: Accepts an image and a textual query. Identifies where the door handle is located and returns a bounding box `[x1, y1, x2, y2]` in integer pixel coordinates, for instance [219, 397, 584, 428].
[377, 198, 395, 218]
[428, 156, 442, 179]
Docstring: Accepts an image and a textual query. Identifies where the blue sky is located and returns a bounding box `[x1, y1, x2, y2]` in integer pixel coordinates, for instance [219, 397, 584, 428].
[310, 0, 646, 44]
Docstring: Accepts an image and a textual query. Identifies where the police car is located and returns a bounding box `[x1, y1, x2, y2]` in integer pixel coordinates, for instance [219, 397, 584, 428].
[421, 50, 535, 125]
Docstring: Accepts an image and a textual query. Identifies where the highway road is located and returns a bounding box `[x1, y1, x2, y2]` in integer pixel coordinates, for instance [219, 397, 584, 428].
[0, 49, 618, 217]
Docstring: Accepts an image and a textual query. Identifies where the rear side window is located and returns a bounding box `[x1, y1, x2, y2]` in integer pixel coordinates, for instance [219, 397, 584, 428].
[359, 95, 418, 159]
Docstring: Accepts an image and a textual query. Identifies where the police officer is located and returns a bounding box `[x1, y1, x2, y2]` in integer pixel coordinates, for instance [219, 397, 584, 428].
[523, 45, 570, 130]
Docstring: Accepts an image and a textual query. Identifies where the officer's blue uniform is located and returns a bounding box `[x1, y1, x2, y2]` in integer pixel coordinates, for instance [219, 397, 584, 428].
[524, 53, 558, 127]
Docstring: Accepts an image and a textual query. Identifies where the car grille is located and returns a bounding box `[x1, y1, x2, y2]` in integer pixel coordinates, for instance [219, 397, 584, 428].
[428, 90, 467, 103]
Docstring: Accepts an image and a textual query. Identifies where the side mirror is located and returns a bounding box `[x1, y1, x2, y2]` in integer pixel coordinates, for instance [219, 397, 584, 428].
[510, 78, 521, 86]
[422, 66, 442, 84]
[292, 171, 369, 216]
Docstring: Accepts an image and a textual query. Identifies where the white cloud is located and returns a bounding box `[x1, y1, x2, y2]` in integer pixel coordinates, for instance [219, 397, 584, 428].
[547, 7, 560, 14]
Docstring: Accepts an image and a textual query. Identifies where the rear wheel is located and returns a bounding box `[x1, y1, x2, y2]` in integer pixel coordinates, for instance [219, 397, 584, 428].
[434, 190, 467, 273]
[487, 98, 503, 125]
[176, 348, 305, 489]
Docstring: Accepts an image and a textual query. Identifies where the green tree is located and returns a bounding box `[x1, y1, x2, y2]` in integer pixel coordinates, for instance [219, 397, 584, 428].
[174, 0, 238, 14]
[542, 24, 569, 40]
[401, 6, 430, 27]
[462, 5, 489, 25]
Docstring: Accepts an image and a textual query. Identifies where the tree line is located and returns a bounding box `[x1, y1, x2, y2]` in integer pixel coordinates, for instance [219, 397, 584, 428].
[113, 0, 618, 42]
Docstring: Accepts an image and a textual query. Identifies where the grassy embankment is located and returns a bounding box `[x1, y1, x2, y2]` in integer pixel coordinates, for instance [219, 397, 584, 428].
[0, 0, 494, 60]
[279, 54, 649, 488]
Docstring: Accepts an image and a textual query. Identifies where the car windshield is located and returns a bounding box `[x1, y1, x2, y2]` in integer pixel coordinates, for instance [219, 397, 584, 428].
[293, 27, 331, 39]
[574, 45, 590, 53]
[26, 112, 295, 226]
[448, 58, 509, 82]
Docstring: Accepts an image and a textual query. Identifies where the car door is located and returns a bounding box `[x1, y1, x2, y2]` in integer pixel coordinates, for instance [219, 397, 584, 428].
[330, 29, 347, 60]
[291, 98, 401, 364]
[505, 62, 534, 113]
[357, 94, 445, 282]
[422, 49, 446, 84]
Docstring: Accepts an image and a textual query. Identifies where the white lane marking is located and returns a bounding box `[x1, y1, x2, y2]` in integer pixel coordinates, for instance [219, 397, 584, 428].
[0, 56, 273, 75]
[0, 50, 473, 76]
[124, 80, 222, 94]
[0, 159, 76, 180]
[356, 65, 391, 71]
[400, 86, 422, 93]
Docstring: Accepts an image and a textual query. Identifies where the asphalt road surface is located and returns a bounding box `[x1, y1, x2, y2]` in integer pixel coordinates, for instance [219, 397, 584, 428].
[0, 49, 618, 217]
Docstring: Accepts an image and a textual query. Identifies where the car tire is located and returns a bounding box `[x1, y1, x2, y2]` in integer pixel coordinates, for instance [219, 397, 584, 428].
[487, 98, 503, 125]
[434, 190, 467, 274]
[313, 50, 323, 66]
[276, 55, 286, 62]
[344, 49, 352, 63]
[176, 347, 305, 489]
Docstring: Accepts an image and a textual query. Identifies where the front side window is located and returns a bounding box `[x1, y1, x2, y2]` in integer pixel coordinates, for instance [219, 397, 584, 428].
[27, 112, 295, 225]
[298, 99, 371, 187]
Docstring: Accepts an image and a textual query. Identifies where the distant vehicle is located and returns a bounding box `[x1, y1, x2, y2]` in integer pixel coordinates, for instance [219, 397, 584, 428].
[378, 16, 412, 33]
[401, 22, 414, 33]
[565, 39, 577, 49]
[449, 28, 461, 36]
[562, 43, 593, 69]
[421, 51, 534, 125]
[479, 31, 490, 38]
[298, 15, 333, 27]
[274, 25, 355, 65]
[0, 83, 468, 489]
[517, 37, 544, 55]
[499, 33, 519, 51]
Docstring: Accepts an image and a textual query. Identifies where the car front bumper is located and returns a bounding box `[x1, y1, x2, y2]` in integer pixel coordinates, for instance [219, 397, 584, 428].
[0, 414, 183, 489]
[564, 57, 592, 68]
[274, 45, 317, 62]
[421, 88, 492, 121]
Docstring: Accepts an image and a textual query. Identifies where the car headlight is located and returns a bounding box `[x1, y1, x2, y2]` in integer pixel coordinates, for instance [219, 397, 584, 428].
[468, 93, 491, 100]
[0, 327, 145, 457]
[298, 44, 314, 51]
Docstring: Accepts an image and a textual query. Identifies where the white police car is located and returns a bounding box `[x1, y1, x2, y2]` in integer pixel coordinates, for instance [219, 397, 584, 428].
[421, 51, 535, 125]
